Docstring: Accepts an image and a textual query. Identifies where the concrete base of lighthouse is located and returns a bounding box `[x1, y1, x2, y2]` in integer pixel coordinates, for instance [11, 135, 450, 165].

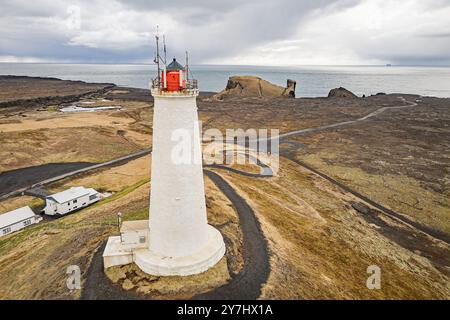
[134, 225, 225, 276]
[103, 223, 225, 276]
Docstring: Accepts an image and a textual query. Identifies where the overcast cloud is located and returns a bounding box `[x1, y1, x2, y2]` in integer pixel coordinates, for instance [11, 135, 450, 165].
[0, 0, 449, 65]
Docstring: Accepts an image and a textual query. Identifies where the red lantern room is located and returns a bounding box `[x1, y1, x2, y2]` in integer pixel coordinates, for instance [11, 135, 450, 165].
[161, 58, 185, 92]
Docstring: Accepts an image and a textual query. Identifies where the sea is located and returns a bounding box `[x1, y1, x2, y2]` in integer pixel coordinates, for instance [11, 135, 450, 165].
[1, 63, 450, 98]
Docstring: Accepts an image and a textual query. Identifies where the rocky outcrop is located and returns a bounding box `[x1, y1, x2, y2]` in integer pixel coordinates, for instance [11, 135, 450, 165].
[0, 76, 116, 109]
[351, 202, 371, 215]
[328, 87, 357, 98]
[285, 79, 296, 97]
[0, 87, 115, 109]
[213, 76, 296, 100]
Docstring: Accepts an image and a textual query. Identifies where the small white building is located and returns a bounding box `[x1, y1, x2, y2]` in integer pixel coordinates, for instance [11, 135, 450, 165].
[0, 206, 43, 237]
[103, 220, 149, 268]
[43, 186, 100, 216]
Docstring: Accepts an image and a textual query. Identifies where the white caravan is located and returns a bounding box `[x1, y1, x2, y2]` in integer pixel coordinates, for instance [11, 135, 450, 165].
[43, 186, 100, 216]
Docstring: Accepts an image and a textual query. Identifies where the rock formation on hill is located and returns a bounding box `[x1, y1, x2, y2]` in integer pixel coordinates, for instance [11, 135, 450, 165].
[213, 76, 296, 100]
[328, 87, 357, 98]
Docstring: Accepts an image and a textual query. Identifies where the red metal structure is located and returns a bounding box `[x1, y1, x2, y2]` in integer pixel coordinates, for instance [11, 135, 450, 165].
[161, 58, 185, 91]
[150, 34, 198, 94]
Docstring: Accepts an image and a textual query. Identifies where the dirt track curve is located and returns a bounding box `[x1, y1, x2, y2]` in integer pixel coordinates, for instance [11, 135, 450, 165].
[81, 167, 271, 300]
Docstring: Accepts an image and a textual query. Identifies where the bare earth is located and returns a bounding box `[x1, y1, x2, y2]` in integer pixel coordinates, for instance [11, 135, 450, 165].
[0, 76, 448, 299]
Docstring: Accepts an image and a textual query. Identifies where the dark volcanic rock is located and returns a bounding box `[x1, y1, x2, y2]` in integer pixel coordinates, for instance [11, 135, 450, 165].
[286, 79, 296, 98]
[328, 87, 357, 98]
[0, 75, 115, 109]
[351, 201, 371, 215]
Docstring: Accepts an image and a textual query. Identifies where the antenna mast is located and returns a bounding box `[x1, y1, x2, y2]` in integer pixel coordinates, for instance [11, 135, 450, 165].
[163, 35, 167, 65]
[155, 26, 161, 87]
[185, 51, 189, 81]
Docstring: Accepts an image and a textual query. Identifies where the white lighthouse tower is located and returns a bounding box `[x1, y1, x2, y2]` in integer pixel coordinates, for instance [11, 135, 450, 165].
[133, 53, 225, 276]
[102, 38, 225, 276]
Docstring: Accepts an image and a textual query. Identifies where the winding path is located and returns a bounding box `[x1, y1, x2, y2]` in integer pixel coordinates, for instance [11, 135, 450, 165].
[256, 97, 418, 143]
[195, 170, 270, 300]
[81, 156, 272, 300]
[7, 96, 446, 299]
[0, 149, 151, 200]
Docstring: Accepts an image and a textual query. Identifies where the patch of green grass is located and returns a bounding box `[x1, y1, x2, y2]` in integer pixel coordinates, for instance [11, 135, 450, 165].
[30, 198, 45, 210]
[123, 207, 149, 221]
[0, 223, 48, 253]
[90, 178, 149, 209]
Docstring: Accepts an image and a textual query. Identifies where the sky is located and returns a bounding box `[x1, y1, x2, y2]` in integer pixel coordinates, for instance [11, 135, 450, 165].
[1, 0, 450, 65]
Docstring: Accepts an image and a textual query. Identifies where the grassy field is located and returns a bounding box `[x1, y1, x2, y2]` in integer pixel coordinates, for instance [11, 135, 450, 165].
[0, 155, 245, 299]
[0, 99, 151, 172]
[211, 158, 449, 299]
[286, 98, 450, 235]
[0, 81, 448, 299]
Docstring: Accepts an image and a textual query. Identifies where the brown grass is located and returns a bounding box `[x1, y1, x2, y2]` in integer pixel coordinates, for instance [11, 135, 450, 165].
[0, 157, 243, 299]
[210, 157, 450, 299]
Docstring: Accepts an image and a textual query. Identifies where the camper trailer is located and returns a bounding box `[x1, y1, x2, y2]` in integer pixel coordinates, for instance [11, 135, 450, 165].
[43, 186, 100, 216]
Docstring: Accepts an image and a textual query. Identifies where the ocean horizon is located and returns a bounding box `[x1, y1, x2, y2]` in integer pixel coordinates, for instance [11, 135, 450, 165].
[1, 63, 450, 98]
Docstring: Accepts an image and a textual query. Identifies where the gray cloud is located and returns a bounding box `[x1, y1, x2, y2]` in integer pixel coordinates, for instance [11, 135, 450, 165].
[419, 32, 450, 38]
[0, 0, 449, 65]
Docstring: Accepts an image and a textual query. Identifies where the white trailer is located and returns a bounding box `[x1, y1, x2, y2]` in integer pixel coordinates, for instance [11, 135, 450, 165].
[43, 186, 100, 216]
[0, 206, 42, 237]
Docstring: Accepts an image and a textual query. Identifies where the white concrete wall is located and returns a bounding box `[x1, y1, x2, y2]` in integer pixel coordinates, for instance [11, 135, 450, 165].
[149, 94, 209, 257]
[1, 216, 42, 237]
[120, 229, 149, 250]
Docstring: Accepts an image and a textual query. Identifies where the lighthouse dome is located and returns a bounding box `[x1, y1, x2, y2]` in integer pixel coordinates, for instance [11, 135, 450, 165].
[167, 58, 184, 71]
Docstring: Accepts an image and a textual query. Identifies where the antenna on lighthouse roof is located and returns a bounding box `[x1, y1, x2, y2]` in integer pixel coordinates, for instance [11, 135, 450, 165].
[163, 35, 167, 65]
[155, 26, 161, 87]
[185, 51, 189, 81]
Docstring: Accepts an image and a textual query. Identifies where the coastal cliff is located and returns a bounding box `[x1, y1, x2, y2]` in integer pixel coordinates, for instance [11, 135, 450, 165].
[213, 76, 296, 100]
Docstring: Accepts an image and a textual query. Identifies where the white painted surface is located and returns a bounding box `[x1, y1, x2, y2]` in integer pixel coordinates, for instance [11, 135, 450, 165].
[60, 105, 122, 113]
[163, 65, 167, 88]
[103, 236, 134, 268]
[0, 206, 42, 237]
[102, 91, 225, 275]
[43, 186, 100, 215]
[134, 225, 225, 276]
[149, 93, 209, 257]
[119, 220, 148, 250]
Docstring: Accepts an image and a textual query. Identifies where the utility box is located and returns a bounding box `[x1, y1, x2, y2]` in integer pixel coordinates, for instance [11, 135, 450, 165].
[120, 220, 149, 250]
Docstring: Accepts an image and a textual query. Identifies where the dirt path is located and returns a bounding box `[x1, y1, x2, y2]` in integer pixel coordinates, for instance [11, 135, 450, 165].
[194, 170, 270, 300]
[81, 241, 141, 300]
[232, 96, 449, 245]
[81, 168, 271, 300]
[250, 97, 418, 143]
[283, 157, 450, 245]
[0, 149, 151, 200]
[0, 162, 93, 198]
